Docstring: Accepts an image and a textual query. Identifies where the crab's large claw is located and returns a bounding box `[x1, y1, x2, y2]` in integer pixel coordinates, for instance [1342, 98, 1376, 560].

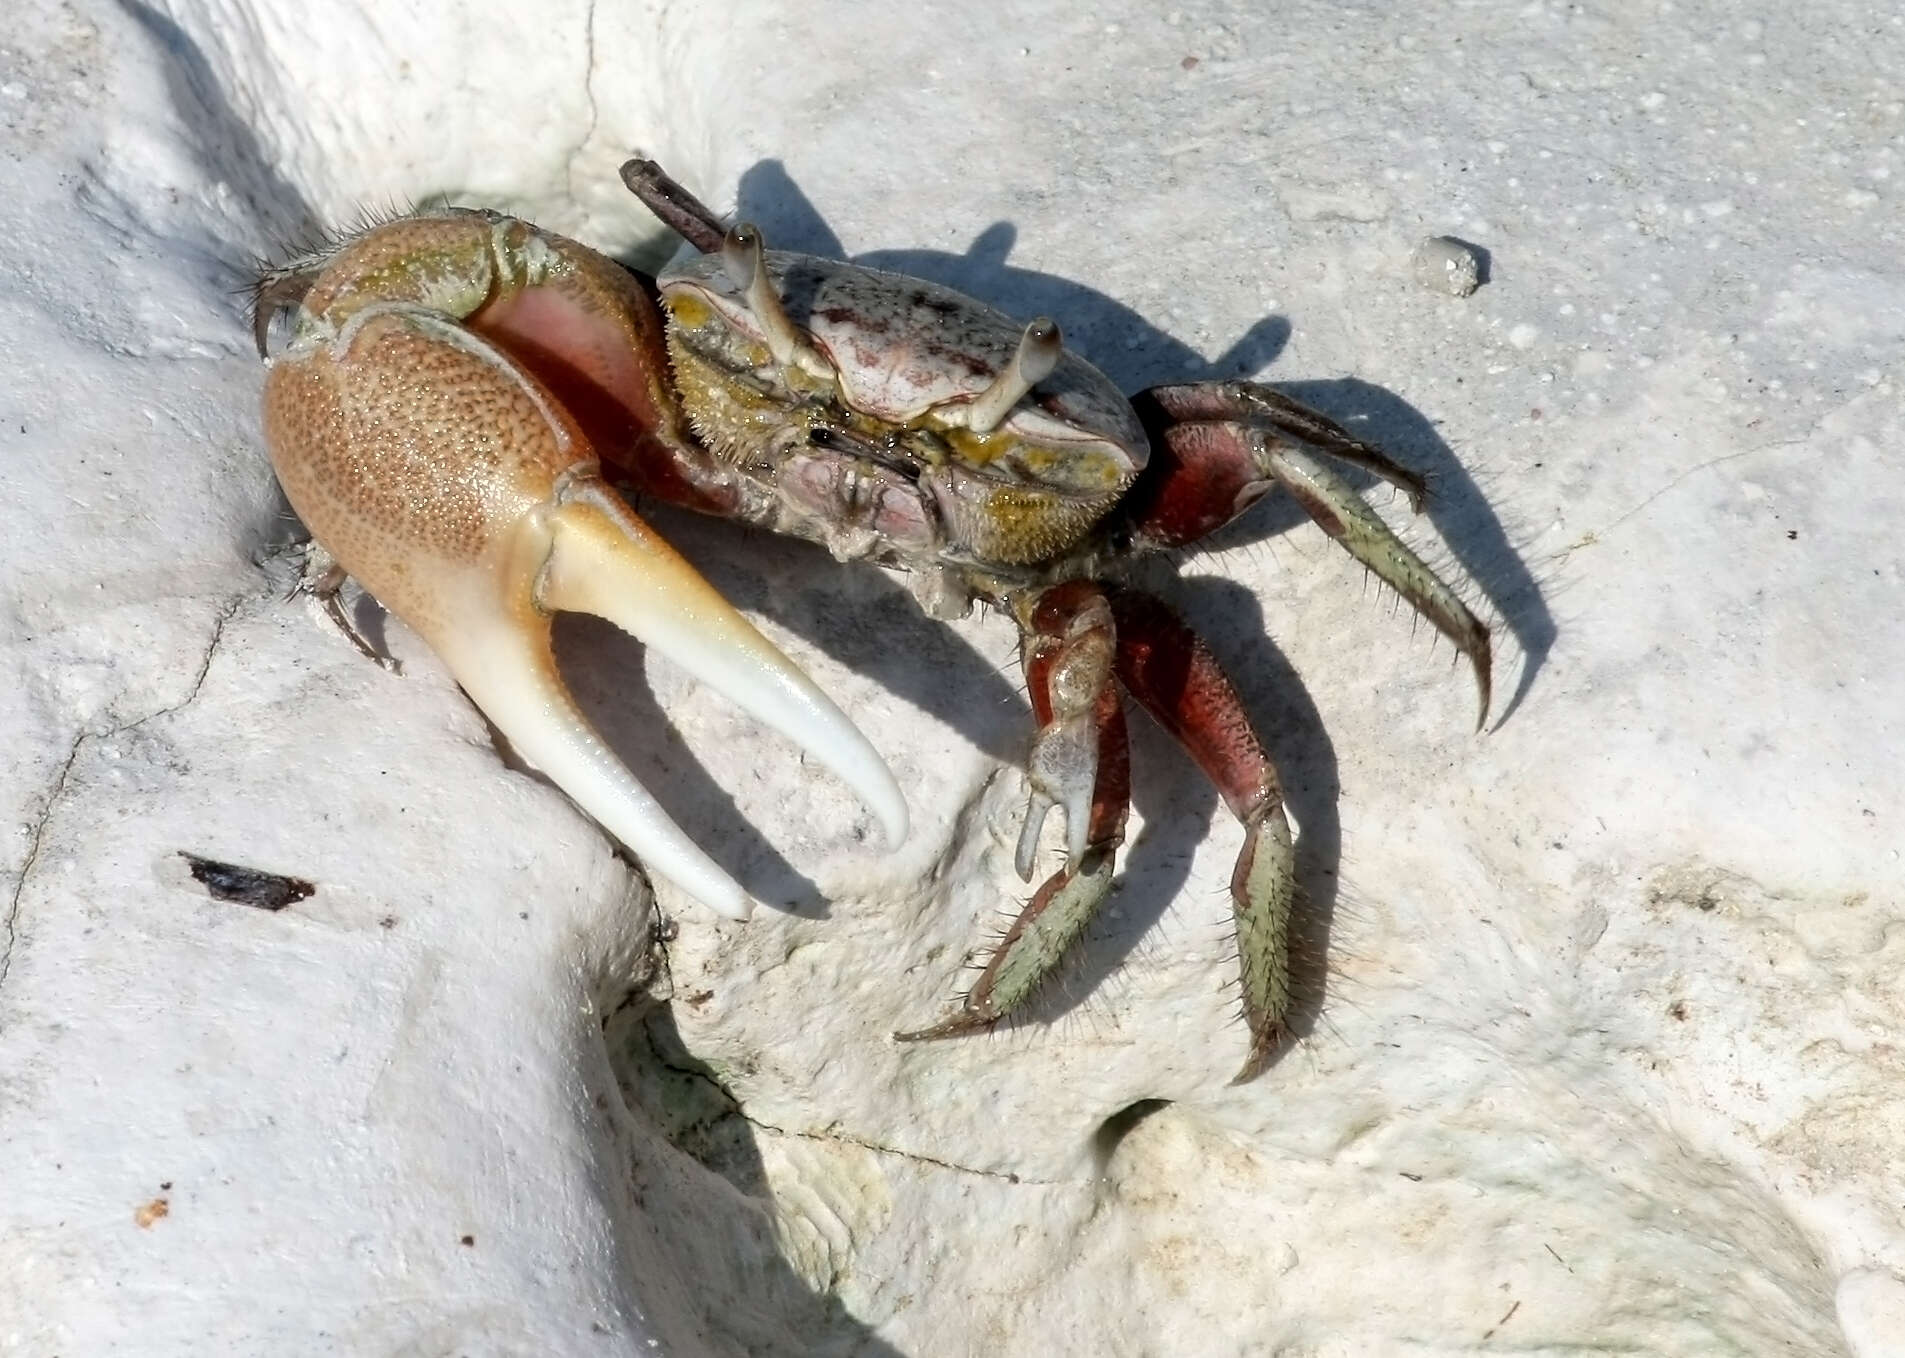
[258, 213, 906, 918]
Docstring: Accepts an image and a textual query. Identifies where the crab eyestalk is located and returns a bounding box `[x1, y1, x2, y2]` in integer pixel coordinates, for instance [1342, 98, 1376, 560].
[259, 211, 906, 919]
[965, 317, 1062, 434]
[721, 222, 825, 376]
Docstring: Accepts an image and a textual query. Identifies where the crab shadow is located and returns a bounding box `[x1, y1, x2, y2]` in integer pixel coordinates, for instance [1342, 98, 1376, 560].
[118, 1, 327, 288]
[603, 1003, 912, 1358]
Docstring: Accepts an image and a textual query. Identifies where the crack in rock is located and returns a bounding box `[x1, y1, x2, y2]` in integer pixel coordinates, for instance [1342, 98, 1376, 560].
[745, 1113, 1059, 1187]
[651, 1047, 1064, 1187]
[562, 0, 602, 205]
[0, 596, 242, 1000]
[0, 736, 83, 999]
[1564, 434, 1812, 555]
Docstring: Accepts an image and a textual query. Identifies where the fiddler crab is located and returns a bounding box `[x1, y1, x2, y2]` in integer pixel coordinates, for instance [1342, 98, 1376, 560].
[253, 157, 1489, 1081]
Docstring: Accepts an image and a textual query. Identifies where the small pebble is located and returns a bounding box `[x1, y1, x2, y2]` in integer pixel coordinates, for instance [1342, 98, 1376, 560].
[1412, 235, 1484, 297]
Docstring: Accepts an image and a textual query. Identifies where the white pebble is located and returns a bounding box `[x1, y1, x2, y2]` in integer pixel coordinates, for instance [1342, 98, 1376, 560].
[1411, 235, 1484, 297]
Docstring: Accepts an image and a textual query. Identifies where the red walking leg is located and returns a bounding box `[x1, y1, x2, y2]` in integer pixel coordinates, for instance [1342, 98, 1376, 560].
[1109, 589, 1295, 1083]
[897, 581, 1132, 1041]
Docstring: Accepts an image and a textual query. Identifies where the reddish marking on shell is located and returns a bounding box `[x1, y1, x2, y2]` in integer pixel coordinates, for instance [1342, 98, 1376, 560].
[815, 304, 891, 332]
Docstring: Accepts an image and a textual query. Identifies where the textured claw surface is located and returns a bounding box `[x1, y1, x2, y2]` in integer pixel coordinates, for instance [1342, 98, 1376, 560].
[259, 212, 904, 917]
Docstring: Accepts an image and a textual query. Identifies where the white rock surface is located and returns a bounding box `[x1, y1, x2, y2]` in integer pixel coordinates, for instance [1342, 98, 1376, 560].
[4, 0, 1903, 1353]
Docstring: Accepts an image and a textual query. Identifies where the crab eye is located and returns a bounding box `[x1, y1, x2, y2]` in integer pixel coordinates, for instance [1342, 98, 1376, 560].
[720, 224, 764, 291]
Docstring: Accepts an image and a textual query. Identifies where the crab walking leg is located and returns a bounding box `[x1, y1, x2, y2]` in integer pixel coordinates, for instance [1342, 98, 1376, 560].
[1136, 381, 1428, 511]
[1263, 442, 1492, 727]
[896, 582, 1132, 1041]
[264, 290, 904, 920]
[1120, 406, 1490, 727]
[1107, 590, 1295, 1083]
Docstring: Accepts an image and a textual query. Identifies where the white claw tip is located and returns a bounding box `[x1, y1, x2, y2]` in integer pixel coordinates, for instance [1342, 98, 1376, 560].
[872, 786, 910, 853]
[701, 883, 756, 922]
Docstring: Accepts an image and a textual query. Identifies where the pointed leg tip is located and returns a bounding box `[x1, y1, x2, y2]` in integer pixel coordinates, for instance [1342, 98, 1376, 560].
[1228, 1023, 1285, 1085]
[893, 1009, 997, 1044]
[1469, 628, 1494, 733]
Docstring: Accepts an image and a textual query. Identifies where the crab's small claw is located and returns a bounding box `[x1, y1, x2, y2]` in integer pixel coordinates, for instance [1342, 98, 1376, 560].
[260, 212, 905, 919]
[1015, 705, 1096, 880]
